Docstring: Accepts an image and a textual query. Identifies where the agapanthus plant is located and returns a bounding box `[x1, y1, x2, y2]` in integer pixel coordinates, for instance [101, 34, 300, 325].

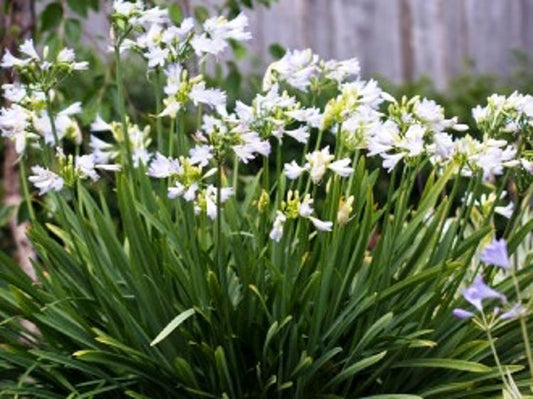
[0, 1, 532, 398]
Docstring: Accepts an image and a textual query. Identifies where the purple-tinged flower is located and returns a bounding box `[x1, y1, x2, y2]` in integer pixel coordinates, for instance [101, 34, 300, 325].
[480, 238, 510, 269]
[501, 304, 525, 320]
[453, 308, 475, 320]
[462, 276, 506, 311]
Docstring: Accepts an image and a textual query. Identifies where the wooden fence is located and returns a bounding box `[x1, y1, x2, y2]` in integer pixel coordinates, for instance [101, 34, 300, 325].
[74, 0, 533, 88]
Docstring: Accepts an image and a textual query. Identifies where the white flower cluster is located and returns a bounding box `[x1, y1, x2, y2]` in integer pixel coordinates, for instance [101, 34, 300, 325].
[263, 48, 360, 92]
[269, 191, 333, 242]
[159, 63, 227, 118]
[472, 92, 533, 134]
[113, 0, 251, 67]
[0, 83, 82, 154]
[1, 39, 88, 72]
[27, 150, 120, 196]
[284, 146, 353, 183]
[147, 151, 231, 220]
[90, 116, 151, 167]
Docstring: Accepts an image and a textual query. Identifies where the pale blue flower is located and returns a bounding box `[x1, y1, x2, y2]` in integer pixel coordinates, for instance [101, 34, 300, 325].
[452, 308, 475, 320]
[462, 276, 506, 312]
[480, 238, 510, 269]
[501, 304, 525, 320]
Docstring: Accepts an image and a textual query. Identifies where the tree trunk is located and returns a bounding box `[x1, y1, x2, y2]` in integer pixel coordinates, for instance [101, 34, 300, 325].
[1, 0, 37, 280]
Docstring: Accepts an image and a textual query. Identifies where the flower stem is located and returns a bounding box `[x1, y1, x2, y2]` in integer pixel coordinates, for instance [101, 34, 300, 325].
[168, 117, 175, 157]
[216, 162, 224, 285]
[155, 68, 163, 153]
[114, 44, 133, 169]
[482, 311, 506, 382]
[510, 265, 533, 381]
[19, 157, 36, 222]
[44, 90, 59, 148]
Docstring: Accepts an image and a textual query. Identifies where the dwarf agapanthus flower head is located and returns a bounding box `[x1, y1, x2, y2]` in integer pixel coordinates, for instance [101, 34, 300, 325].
[29, 166, 64, 195]
[284, 146, 354, 183]
[90, 116, 151, 167]
[480, 238, 510, 269]
[263, 49, 320, 92]
[194, 185, 233, 220]
[191, 13, 251, 58]
[270, 190, 333, 242]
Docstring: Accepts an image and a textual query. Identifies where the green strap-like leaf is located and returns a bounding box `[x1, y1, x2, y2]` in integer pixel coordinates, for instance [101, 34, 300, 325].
[392, 358, 491, 373]
[150, 309, 195, 346]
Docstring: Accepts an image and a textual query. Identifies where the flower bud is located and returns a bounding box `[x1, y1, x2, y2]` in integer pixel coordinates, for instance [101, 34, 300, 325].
[337, 195, 354, 226]
[257, 189, 269, 213]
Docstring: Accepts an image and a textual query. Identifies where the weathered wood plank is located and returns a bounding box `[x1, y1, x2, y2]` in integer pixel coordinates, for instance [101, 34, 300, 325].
[36, 0, 533, 86]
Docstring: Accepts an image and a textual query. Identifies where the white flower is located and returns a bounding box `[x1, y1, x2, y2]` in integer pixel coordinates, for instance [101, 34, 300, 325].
[145, 46, 169, 68]
[0, 104, 29, 138]
[324, 57, 360, 83]
[59, 102, 82, 117]
[475, 143, 516, 180]
[189, 82, 227, 110]
[269, 211, 287, 242]
[381, 153, 404, 172]
[233, 132, 271, 163]
[191, 13, 251, 57]
[414, 98, 442, 124]
[308, 216, 333, 232]
[90, 114, 112, 131]
[472, 105, 490, 125]
[328, 158, 354, 177]
[184, 183, 200, 202]
[137, 7, 169, 26]
[57, 48, 75, 63]
[263, 49, 319, 92]
[191, 34, 227, 56]
[203, 185, 232, 220]
[90, 135, 114, 163]
[29, 166, 64, 195]
[399, 124, 425, 157]
[160, 97, 183, 118]
[189, 145, 213, 167]
[162, 18, 195, 44]
[284, 126, 310, 143]
[133, 148, 151, 167]
[495, 202, 514, 219]
[287, 107, 323, 128]
[305, 146, 335, 183]
[204, 13, 251, 41]
[367, 121, 400, 156]
[168, 182, 185, 199]
[284, 161, 306, 180]
[75, 154, 100, 181]
[299, 195, 314, 217]
[521, 158, 533, 174]
[1, 49, 30, 68]
[431, 132, 455, 160]
[147, 152, 181, 178]
[19, 39, 40, 60]
[2, 83, 26, 103]
[113, 0, 143, 18]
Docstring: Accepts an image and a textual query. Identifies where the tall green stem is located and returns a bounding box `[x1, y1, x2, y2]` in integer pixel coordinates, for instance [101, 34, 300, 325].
[19, 157, 36, 222]
[168, 118, 175, 157]
[510, 266, 533, 381]
[216, 162, 224, 285]
[482, 312, 506, 384]
[155, 69, 163, 153]
[44, 90, 59, 148]
[114, 44, 133, 169]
